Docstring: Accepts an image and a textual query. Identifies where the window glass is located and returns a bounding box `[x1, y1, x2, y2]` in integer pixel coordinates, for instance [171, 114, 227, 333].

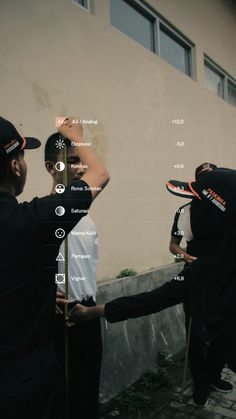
[228, 80, 236, 107]
[110, 0, 154, 51]
[73, 0, 88, 8]
[159, 26, 191, 75]
[204, 63, 224, 98]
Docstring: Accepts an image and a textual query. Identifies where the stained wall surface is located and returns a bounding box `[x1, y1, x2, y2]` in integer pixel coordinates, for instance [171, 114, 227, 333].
[0, 0, 235, 279]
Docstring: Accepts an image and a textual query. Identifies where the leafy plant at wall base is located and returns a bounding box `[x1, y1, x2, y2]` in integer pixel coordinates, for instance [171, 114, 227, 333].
[116, 268, 137, 278]
[115, 389, 152, 413]
[112, 369, 170, 413]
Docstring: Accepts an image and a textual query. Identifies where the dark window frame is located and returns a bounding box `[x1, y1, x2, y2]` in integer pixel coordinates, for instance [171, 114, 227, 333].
[72, 0, 90, 11]
[204, 56, 236, 107]
[109, 0, 194, 78]
[110, 0, 156, 52]
[159, 22, 192, 77]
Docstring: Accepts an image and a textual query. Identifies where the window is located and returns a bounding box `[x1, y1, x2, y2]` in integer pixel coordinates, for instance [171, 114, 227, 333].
[228, 81, 236, 107]
[73, 0, 89, 9]
[204, 62, 224, 98]
[109, 0, 194, 77]
[110, 0, 155, 51]
[204, 57, 236, 107]
[159, 25, 191, 76]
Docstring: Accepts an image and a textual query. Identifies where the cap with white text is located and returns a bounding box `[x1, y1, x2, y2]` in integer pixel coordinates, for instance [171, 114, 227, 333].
[166, 168, 236, 216]
[0, 116, 41, 159]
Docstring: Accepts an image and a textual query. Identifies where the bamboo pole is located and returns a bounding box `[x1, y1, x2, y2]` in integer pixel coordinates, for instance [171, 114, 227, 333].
[62, 139, 69, 411]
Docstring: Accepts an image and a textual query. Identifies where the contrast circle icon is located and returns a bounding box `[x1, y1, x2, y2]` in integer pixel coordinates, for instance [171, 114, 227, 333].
[55, 228, 65, 239]
[55, 206, 65, 216]
[55, 161, 65, 172]
[55, 184, 65, 194]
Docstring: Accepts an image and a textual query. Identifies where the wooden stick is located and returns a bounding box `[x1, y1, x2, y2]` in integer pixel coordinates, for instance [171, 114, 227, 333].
[62, 141, 69, 399]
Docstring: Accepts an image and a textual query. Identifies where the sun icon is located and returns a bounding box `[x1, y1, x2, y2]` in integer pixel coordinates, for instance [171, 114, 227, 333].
[55, 138, 65, 149]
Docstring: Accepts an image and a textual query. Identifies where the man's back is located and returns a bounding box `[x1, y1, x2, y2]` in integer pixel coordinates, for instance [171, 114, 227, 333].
[0, 182, 92, 359]
[175, 169, 236, 343]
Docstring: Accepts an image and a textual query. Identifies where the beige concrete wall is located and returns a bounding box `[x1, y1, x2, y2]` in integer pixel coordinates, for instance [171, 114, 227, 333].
[0, 0, 236, 280]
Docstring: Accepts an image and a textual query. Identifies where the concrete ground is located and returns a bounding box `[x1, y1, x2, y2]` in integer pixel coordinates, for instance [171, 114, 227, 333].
[100, 355, 236, 419]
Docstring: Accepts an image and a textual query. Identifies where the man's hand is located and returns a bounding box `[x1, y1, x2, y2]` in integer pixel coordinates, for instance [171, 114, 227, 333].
[169, 238, 198, 264]
[57, 116, 110, 201]
[185, 255, 198, 264]
[58, 116, 83, 142]
[56, 292, 68, 315]
[65, 304, 89, 327]
[66, 303, 105, 327]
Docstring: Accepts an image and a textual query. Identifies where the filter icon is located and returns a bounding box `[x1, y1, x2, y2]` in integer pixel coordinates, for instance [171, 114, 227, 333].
[55, 161, 65, 172]
[55, 206, 65, 216]
[55, 274, 65, 284]
[55, 184, 65, 194]
[55, 228, 65, 239]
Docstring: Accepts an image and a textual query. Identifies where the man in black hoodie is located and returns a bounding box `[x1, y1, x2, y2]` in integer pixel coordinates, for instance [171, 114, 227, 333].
[0, 116, 109, 419]
[71, 168, 236, 408]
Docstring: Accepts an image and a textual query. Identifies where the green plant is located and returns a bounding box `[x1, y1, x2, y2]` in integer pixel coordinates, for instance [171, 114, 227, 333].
[139, 370, 159, 390]
[116, 268, 137, 278]
[115, 389, 152, 413]
[142, 367, 171, 389]
[112, 369, 171, 414]
[103, 353, 184, 417]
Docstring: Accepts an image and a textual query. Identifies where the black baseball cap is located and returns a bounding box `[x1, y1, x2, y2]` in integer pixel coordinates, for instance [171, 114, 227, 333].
[166, 168, 236, 216]
[0, 116, 41, 159]
[195, 162, 217, 179]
